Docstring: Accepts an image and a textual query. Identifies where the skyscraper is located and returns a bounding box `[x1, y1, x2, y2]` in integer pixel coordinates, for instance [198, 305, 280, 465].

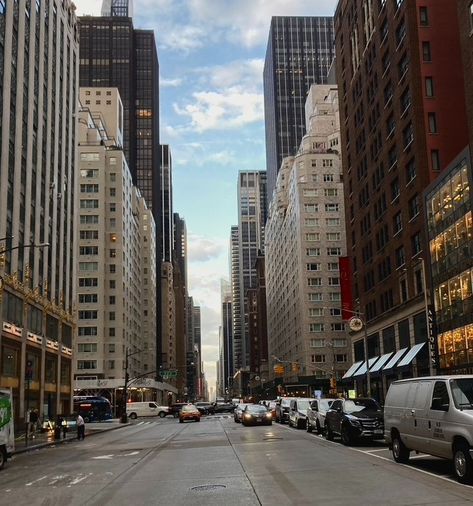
[335, 0, 468, 394]
[236, 171, 267, 370]
[0, 0, 79, 424]
[264, 16, 335, 203]
[220, 279, 233, 394]
[230, 226, 241, 373]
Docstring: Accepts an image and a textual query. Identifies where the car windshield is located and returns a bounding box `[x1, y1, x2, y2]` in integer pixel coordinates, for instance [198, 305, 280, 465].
[297, 400, 310, 411]
[281, 399, 291, 407]
[269, 401, 277, 408]
[247, 405, 268, 414]
[182, 405, 197, 412]
[238, 404, 250, 410]
[450, 379, 473, 409]
[344, 399, 381, 413]
[319, 399, 333, 410]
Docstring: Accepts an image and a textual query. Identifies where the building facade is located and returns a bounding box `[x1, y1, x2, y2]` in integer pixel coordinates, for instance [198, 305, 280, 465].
[334, 0, 469, 397]
[265, 85, 350, 391]
[230, 226, 241, 373]
[74, 88, 167, 407]
[236, 171, 267, 371]
[0, 0, 79, 425]
[220, 279, 233, 396]
[264, 16, 335, 202]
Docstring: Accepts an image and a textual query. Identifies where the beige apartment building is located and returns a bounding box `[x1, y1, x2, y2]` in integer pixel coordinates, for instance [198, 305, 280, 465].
[265, 85, 351, 389]
[74, 88, 173, 407]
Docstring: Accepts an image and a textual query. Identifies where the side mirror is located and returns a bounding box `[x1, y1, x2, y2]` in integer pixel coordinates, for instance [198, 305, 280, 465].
[431, 397, 449, 412]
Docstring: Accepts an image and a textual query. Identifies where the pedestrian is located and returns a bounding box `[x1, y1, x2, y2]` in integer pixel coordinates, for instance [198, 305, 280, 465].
[29, 409, 39, 439]
[61, 417, 68, 439]
[77, 413, 85, 440]
[55, 415, 63, 440]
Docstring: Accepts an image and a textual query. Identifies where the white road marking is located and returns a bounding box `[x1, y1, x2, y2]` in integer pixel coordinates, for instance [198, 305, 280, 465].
[48, 475, 66, 485]
[362, 448, 390, 453]
[122, 451, 140, 456]
[25, 476, 48, 487]
[92, 454, 114, 460]
[69, 474, 91, 486]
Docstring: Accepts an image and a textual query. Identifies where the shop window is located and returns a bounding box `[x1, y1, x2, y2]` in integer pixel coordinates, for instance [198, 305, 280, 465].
[1, 346, 19, 377]
[45, 355, 57, 383]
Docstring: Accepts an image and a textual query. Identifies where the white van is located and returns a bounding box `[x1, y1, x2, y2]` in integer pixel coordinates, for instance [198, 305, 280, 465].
[126, 402, 169, 419]
[384, 375, 473, 484]
[0, 389, 15, 469]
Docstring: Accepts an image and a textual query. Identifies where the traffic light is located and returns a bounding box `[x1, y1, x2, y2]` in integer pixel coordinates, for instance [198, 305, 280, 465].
[330, 377, 337, 389]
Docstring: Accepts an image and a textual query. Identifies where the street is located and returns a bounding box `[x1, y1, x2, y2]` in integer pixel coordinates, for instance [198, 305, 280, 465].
[0, 415, 472, 506]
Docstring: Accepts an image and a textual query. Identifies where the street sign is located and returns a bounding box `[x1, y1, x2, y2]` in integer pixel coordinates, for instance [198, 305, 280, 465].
[161, 370, 178, 380]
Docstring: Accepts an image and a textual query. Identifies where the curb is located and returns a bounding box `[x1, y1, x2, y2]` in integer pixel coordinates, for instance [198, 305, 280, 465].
[12, 423, 131, 456]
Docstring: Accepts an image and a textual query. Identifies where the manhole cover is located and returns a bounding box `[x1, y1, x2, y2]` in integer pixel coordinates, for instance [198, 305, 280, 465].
[191, 484, 227, 492]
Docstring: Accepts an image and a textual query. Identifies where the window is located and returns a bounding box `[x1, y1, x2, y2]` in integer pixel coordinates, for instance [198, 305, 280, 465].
[309, 308, 323, 317]
[311, 354, 326, 363]
[422, 41, 431, 62]
[331, 323, 345, 331]
[309, 293, 323, 301]
[428, 112, 437, 133]
[307, 263, 321, 271]
[306, 233, 320, 241]
[310, 339, 325, 348]
[109, 264, 116, 274]
[401, 87, 411, 114]
[78, 310, 98, 320]
[327, 232, 341, 241]
[431, 149, 441, 171]
[77, 360, 97, 370]
[79, 262, 98, 272]
[78, 327, 98, 336]
[307, 248, 321, 257]
[328, 262, 339, 271]
[325, 203, 339, 212]
[108, 360, 115, 370]
[80, 215, 99, 225]
[80, 184, 99, 193]
[109, 203, 116, 212]
[333, 338, 347, 347]
[324, 188, 338, 197]
[425, 77, 434, 97]
[109, 188, 116, 197]
[328, 277, 340, 286]
[79, 278, 98, 287]
[80, 153, 100, 161]
[326, 218, 340, 226]
[80, 199, 99, 209]
[431, 381, 449, 410]
[78, 294, 98, 303]
[80, 169, 99, 178]
[308, 278, 322, 287]
[109, 249, 117, 258]
[109, 344, 116, 353]
[403, 123, 414, 148]
[406, 159, 416, 183]
[1, 346, 19, 377]
[304, 204, 319, 213]
[109, 280, 116, 289]
[336, 354, 348, 363]
[412, 232, 422, 255]
[303, 189, 318, 197]
[409, 194, 420, 219]
[393, 212, 402, 234]
[109, 312, 116, 321]
[310, 323, 325, 333]
[305, 218, 320, 227]
[419, 6, 429, 26]
[80, 230, 99, 240]
[109, 296, 116, 305]
[78, 343, 98, 353]
[327, 247, 342, 256]
[323, 174, 334, 182]
[79, 246, 98, 256]
[395, 246, 405, 267]
[329, 292, 341, 301]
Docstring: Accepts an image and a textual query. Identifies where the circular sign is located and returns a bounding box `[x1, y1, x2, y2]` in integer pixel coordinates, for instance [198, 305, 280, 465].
[254, 376, 260, 381]
[349, 317, 364, 332]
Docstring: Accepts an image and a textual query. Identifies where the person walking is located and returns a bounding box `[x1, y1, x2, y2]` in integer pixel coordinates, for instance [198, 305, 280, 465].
[29, 409, 39, 439]
[77, 414, 85, 440]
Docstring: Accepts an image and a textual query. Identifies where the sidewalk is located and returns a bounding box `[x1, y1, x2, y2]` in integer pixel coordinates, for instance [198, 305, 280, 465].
[12, 419, 130, 455]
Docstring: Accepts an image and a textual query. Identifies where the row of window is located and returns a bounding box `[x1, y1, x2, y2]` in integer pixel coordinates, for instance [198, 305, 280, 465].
[307, 263, 339, 271]
[303, 188, 339, 197]
[77, 343, 117, 353]
[311, 354, 347, 363]
[305, 218, 341, 227]
[310, 338, 347, 348]
[308, 277, 340, 286]
[310, 323, 345, 332]
[307, 247, 342, 256]
[304, 203, 340, 213]
[309, 292, 341, 302]
[306, 233, 342, 241]
[77, 360, 116, 370]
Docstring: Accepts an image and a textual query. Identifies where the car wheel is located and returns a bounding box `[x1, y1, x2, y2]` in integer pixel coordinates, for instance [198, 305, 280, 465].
[325, 424, 334, 441]
[0, 446, 6, 470]
[159, 411, 166, 418]
[173, 412, 179, 418]
[392, 433, 410, 464]
[129, 413, 137, 420]
[453, 443, 473, 484]
[316, 420, 322, 435]
[306, 421, 313, 433]
[341, 425, 353, 446]
[297, 418, 305, 430]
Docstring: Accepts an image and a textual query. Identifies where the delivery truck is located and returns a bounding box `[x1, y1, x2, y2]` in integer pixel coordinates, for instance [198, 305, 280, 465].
[0, 389, 14, 469]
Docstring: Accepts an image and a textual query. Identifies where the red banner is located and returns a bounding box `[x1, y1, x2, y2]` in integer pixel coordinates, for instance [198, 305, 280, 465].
[339, 256, 354, 321]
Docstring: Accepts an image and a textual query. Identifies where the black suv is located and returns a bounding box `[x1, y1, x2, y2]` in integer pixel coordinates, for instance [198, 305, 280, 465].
[324, 398, 384, 445]
[275, 397, 294, 424]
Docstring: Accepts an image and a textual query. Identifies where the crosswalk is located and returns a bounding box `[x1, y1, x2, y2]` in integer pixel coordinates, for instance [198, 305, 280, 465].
[132, 414, 233, 425]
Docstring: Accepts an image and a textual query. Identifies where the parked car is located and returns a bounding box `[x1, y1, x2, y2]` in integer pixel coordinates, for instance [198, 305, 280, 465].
[169, 403, 188, 418]
[384, 375, 473, 484]
[195, 402, 215, 415]
[179, 404, 201, 423]
[306, 398, 334, 434]
[325, 398, 384, 445]
[268, 400, 277, 420]
[234, 403, 252, 423]
[126, 402, 169, 419]
[288, 398, 313, 429]
[242, 405, 273, 426]
[275, 397, 294, 424]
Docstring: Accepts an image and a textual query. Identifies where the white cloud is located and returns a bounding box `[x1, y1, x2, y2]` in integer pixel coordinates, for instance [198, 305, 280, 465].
[160, 77, 184, 88]
[160, 25, 208, 52]
[207, 150, 235, 165]
[188, 234, 226, 263]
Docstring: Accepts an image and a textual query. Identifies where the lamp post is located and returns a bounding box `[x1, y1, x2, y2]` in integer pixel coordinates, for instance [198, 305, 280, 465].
[121, 347, 143, 423]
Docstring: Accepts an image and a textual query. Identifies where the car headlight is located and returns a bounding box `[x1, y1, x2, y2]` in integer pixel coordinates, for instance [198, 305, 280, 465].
[265, 413, 272, 418]
[244, 414, 251, 418]
[346, 416, 361, 427]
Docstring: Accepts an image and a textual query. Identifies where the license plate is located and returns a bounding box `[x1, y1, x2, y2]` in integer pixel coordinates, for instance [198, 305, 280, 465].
[256, 417, 262, 421]
[374, 429, 383, 434]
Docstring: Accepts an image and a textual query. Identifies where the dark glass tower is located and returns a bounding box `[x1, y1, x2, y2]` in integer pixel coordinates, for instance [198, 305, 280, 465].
[263, 16, 335, 203]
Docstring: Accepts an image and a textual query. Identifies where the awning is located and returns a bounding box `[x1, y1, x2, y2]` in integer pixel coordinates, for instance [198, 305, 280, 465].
[397, 342, 426, 367]
[353, 357, 379, 377]
[342, 361, 364, 380]
[383, 347, 408, 370]
[369, 352, 393, 373]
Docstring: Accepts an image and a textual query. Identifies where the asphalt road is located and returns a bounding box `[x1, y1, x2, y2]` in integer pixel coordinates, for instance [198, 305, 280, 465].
[0, 415, 472, 506]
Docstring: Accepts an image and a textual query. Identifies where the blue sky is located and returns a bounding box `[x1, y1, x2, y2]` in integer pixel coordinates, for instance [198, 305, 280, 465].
[77, 0, 339, 395]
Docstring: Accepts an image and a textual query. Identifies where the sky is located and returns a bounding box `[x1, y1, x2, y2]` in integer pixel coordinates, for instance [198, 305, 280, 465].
[76, 0, 339, 397]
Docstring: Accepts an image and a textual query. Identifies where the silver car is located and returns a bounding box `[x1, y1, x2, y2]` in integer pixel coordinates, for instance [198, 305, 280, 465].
[306, 398, 334, 434]
[234, 403, 252, 423]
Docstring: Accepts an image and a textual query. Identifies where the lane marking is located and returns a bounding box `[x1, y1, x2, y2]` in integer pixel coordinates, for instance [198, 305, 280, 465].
[92, 454, 114, 460]
[69, 474, 91, 486]
[122, 451, 140, 456]
[26, 476, 48, 487]
[48, 475, 66, 485]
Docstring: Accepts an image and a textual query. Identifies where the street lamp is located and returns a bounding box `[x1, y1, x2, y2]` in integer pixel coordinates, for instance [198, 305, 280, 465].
[121, 347, 143, 423]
